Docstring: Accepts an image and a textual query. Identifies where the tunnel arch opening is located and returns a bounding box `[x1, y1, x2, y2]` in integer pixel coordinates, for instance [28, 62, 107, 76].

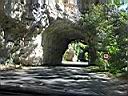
[42, 19, 95, 66]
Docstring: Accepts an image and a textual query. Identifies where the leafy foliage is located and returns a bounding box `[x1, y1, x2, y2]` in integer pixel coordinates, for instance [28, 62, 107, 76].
[79, 4, 128, 74]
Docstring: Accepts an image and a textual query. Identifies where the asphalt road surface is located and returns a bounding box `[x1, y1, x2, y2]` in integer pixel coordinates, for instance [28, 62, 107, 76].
[0, 67, 128, 96]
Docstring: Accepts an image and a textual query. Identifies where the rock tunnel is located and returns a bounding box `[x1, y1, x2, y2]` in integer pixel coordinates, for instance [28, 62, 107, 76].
[42, 19, 89, 65]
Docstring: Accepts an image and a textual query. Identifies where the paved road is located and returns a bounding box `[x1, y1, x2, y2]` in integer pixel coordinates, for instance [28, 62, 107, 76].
[0, 67, 128, 96]
[62, 61, 88, 65]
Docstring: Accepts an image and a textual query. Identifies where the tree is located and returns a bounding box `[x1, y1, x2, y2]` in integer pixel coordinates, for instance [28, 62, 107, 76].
[79, 4, 128, 74]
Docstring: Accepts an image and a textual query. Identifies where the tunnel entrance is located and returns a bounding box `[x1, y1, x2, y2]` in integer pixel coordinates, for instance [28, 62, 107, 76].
[42, 19, 96, 66]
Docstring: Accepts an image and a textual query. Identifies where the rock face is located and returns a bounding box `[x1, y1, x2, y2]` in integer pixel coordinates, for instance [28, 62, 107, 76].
[0, 0, 82, 65]
[0, 0, 107, 65]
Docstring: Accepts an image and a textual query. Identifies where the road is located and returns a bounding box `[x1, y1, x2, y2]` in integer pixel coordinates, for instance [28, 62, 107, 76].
[0, 67, 128, 96]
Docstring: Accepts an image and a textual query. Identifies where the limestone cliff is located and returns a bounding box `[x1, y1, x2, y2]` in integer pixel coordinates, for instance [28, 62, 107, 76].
[0, 0, 107, 65]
